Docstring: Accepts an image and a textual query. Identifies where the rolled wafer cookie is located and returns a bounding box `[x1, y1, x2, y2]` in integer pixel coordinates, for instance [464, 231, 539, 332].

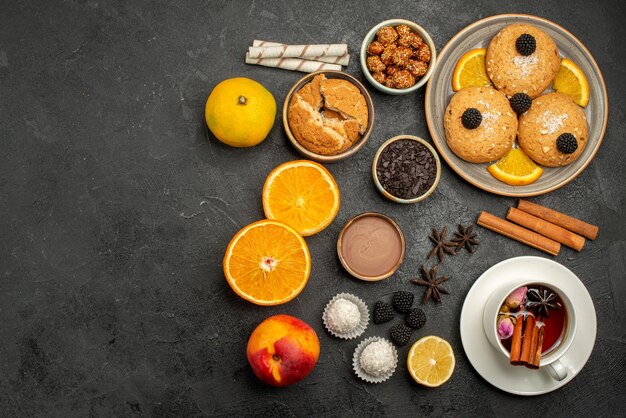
[252, 40, 350, 65]
[245, 53, 342, 73]
[248, 43, 348, 60]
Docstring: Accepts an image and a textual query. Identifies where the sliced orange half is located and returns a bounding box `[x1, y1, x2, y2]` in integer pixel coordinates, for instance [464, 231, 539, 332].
[451, 48, 491, 91]
[223, 219, 311, 305]
[487, 148, 544, 186]
[408, 336, 456, 387]
[553, 58, 590, 107]
[262, 160, 340, 237]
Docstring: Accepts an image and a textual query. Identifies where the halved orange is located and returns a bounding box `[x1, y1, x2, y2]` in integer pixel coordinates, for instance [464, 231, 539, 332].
[223, 219, 311, 305]
[553, 58, 590, 107]
[487, 148, 543, 186]
[451, 48, 491, 91]
[262, 160, 340, 236]
[408, 336, 455, 387]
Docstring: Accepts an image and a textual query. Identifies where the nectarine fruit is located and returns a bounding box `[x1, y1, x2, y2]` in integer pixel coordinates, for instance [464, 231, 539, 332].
[246, 314, 319, 387]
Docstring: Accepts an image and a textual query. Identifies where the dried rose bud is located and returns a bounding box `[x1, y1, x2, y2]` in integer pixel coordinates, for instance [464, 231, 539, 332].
[497, 317, 515, 340]
[506, 286, 528, 309]
[500, 304, 510, 313]
[367, 41, 385, 55]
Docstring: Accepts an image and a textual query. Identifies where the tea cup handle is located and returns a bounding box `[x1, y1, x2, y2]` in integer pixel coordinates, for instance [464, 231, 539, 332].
[547, 359, 568, 381]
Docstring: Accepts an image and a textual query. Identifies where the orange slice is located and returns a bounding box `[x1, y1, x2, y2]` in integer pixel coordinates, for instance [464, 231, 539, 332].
[223, 219, 311, 305]
[487, 148, 544, 186]
[262, 160, 340, 236]
[451, 48, 491, 91]
[407, 336, 455, 387]
[553, 58, 590, 107]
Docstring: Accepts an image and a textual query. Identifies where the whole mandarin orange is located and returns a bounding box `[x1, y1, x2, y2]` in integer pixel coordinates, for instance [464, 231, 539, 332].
[205, 77, 276, 147]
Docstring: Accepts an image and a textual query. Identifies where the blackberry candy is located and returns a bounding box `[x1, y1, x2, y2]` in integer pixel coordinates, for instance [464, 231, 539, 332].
[373, 301, 395, 324]
[405, 308, 427, 330]
[556, 133, 578, 154]
[392, 291, 414, 313]
[461, 108, 482, 129]
[515, 33, 536, 56]
[509, 93, 532, 114]
[389, 324, 413, 346]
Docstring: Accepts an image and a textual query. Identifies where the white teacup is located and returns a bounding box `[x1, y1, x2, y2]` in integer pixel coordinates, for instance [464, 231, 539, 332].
[482, 281, 577, 381]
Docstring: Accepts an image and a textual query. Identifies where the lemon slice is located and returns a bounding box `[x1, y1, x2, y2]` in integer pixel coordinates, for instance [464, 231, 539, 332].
[553, 58, 590, 107]
[487, 148, 543, 186]
[407, 335, 455, 387]
[451, 48, 491, 91]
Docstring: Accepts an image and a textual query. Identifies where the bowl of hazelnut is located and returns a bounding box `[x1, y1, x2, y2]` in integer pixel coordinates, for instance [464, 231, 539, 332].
[360, 19, 436, 95]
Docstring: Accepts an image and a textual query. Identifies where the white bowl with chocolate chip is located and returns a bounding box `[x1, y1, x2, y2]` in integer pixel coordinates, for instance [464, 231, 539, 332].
[360, 19, 437, 95]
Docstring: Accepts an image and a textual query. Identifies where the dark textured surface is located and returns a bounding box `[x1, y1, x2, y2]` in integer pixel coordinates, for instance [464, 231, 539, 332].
[1, 1, 625, 416]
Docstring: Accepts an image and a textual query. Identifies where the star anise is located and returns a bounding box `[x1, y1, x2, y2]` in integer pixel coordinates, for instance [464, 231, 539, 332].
[428, 226, 456, 263]
[451, 224, 479, 253]
[412, 264, 450, 304]
[526, 287, 561, 317]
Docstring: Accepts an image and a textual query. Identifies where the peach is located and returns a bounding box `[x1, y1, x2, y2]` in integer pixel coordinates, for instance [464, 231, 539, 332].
[246, 314, 320, 387]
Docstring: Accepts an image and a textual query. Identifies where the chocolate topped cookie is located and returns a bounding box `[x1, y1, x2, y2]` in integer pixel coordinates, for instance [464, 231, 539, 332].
[486, 24, 561, 98]
[444, 86, 517, 163]
[518, 92, 588, 167]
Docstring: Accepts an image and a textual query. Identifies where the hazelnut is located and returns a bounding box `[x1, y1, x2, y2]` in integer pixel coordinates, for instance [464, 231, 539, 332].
[395, 24, 412, 37]
[372, 72, 387, 84]
[391, 46, 413, 68]
[406, 59, 428, 77]
[367, 41, 385, 56]
[385, 65, 398, 76]
[415, 43, 431, 63]
[391, 70, 416, 89]
[376, 26, 399, 46]
[380, 44, 397, 65]
[366, 55, 386, 73]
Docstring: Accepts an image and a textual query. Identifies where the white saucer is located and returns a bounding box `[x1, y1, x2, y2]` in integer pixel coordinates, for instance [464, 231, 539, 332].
[460, 256, 596, 396]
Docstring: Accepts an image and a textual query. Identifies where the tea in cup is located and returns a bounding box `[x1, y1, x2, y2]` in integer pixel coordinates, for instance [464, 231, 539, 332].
[483, 282, 576, 381]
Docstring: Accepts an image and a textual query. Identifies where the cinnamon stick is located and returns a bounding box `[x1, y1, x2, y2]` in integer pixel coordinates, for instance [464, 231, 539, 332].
[507, 207, 585, 251]
[509, 313, 525, 365]
[477, 211, 561, 256]
[519, 315, 536, 365]
[518, 199, 599, 240]
[528, 320, 545, 369]
[525, 315, 541, 368]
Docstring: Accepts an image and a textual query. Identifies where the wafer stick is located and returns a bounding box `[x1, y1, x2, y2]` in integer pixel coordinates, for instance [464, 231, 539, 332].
[477, 211, 561, 256]
[248, 44, 348, 60]
[252, 40, 350, 65]
[507, 207, 585, 251]
[245, 53, 342, 73]
[517, 199, 599, 240]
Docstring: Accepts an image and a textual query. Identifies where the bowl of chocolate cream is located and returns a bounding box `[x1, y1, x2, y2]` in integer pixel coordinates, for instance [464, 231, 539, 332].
[337, 212, 405, 281]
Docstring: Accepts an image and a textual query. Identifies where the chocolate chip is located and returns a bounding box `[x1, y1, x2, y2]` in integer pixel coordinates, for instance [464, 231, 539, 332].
[376, 139, 437, 200]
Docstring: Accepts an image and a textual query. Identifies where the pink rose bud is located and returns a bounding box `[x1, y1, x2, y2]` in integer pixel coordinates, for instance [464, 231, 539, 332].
[506, 286, 528, 309]
[497, 317, 515, 340]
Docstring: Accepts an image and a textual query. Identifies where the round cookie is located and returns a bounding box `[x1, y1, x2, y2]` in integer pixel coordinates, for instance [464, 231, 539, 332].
[518, 92, 588, 167]
[486, 24, 561, 98]
[444, 86, 517, 163]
